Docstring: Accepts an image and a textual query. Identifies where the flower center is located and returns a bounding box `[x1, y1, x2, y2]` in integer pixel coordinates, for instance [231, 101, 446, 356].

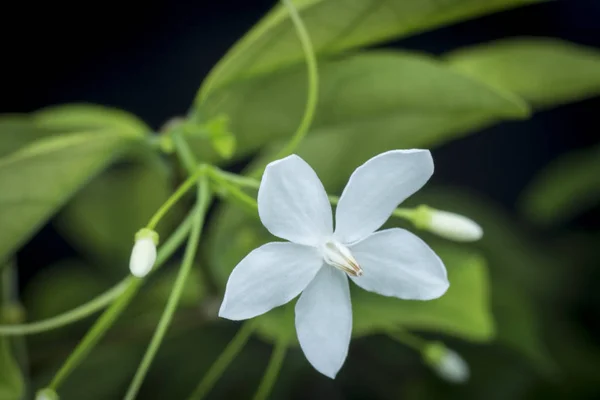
[321, 240, 363, 277]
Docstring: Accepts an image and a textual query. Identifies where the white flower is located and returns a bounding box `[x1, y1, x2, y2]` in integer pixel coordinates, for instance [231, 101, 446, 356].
[433, 349, 470, 383]
[129, 229, 158, 278]
[219, 150, 449, 378]
[423, 208, 483, 242]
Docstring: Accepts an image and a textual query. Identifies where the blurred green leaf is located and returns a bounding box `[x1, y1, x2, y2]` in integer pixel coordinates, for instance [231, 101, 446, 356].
[0, 116, 57, 158]
[445, 38, 600, 108]
[0, 104, 150, 160]
[0, 338, 24, 400]
[32, 103, 151, 134]
[24, 260, 109, 323]
[55, 157, 178, 273]
[351, 244, 493, 341]
[0, 130, 144, 263]
[197, 51, 528, 163]
[197, 0, 545, 97]
[519, 145, 600, 225]
[409, 188, 558, 374]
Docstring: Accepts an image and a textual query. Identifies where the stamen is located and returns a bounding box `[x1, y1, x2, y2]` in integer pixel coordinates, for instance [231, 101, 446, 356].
[321, 240, 363, 277]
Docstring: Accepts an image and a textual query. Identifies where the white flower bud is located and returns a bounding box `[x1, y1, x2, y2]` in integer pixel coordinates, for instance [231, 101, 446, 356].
[36, 388, 59, 400]
[424, 343, 470, 384]
[129, 229, 158, 278]
[433, 348, 470, 383]
[421, 207, 483, 242]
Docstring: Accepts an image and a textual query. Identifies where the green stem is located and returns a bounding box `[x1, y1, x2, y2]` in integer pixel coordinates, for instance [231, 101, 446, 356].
[48, 278, 141, 391]
[146, 167, 203, 230]
[124, 179, 211, 400]
[250, 0, 319, 178]
[253, 336, 288, 400]
[187, 322, 255, 400]
[172, 131, 199, 174]
[0, 282, 127, 336]
[388, 330, 428, 352]
[0, 208, 196, 337]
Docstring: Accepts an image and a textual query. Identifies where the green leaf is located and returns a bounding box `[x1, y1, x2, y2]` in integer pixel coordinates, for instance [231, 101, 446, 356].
[409, 188, 558, 373]
[0, 104, 150, 160]
[24, 260, 109, 323]
[32, 103, 151, 134]
[196, 51, 528, 163]
[0, 338, 24, 400]
[55, 157, 179, 273]
[519, 145, 600, 225]
[197, 0, 545, 98]
[445, 38, 600, 108]
[0, 115, 58, 158]
[351, 244, 493, 341]
[0, 130, 144, 262]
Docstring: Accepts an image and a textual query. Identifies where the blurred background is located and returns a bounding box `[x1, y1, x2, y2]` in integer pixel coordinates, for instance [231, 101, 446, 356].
[1, 0, 599, 399]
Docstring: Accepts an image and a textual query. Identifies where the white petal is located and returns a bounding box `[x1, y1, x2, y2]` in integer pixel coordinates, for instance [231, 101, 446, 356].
[334, 150, 434, 244]
[295, 267, 352, 379]
[258, 154, 333, 246]
[349, 229, 448, 300]
[129, 237, 157, 278]
[219, 242, 322, 320]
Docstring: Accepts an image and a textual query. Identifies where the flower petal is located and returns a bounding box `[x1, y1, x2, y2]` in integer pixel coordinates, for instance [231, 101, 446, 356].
[219, 242, 322, 320]
[258, 154, 333, 246]
[334, 150, 434, 244]
[349, 228, 448, 300]
[295, 267, 352, 379]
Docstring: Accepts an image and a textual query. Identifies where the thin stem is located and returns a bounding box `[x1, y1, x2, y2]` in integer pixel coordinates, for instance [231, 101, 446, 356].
[124, 178, 211, 400]
[0, 209, 196, 337]
[388, 330, 428, 352]
[250, 0, 319, 178]
[210, 168, 260, 190]
[146, 167, 203, 230]
[0, 282, 127, 336]
[172, 131, 199, 174]
[187, 322, 255, 400]
[48, 278, 141, 391]
[252, 336, 288, 400]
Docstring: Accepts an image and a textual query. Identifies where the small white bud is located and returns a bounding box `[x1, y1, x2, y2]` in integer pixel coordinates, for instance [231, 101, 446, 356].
[433, 349, 470, 383]
[417, 206, 483, 242]
[424, 343, 470, 384]
[36, 388, 59, 400]
[129, 229, 159, 278]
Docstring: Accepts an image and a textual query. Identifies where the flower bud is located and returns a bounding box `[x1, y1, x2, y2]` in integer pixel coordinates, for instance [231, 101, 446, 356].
[423, 342, 470, 383]
[416, 206, 483, 242]
[129, 228, 159, 278]
[36, 388, 59, 400]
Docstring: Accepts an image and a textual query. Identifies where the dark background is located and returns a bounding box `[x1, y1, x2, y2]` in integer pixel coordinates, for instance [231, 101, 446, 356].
[2, 0, 599, 398]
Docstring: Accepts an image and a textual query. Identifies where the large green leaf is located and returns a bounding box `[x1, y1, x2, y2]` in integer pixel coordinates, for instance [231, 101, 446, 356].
[445, 38, 600, 108]
[0, 104, 150, 160]
[32, 103, 151, 134]
[55, 157, 179, 273]
[0, 116, 58, 158]
[519, 145, 600, 225]
[0, 130, 145, 262]
[351, 244, 493, 340]
[0, 338, 23, 400]
[196, 51, 528, 164]
[197, 0, 545, 98]
[409, 188, 558, 373]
